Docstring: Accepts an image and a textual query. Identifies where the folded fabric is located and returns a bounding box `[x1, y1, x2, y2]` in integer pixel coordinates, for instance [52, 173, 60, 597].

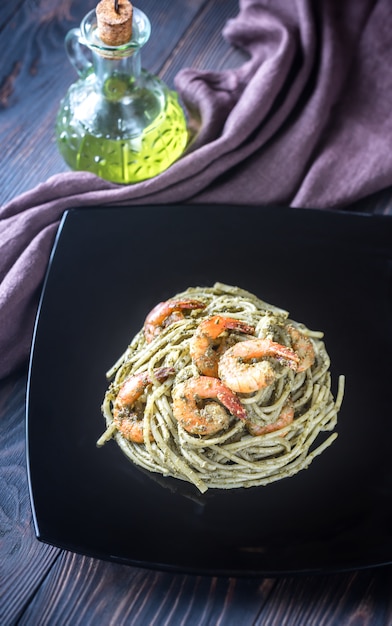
[1, 0, 392, 379]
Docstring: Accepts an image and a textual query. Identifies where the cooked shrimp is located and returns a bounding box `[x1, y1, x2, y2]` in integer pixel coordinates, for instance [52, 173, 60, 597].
[287, 325, 315, 372]
[144, 299, 205, 343]
[190, 315, 255, 377]
[113, 367, 174, 443]
[218, 338, 299, 394]
[172, 376, 248, 436]
[247, 399, 294, 436]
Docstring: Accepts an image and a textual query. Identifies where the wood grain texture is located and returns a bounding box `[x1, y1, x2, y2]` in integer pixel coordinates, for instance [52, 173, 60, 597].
[160, 0, 246, 85]
[0, 374, 60, 626]
[254, 569, 392, 626]
[18, 551, 276, 625]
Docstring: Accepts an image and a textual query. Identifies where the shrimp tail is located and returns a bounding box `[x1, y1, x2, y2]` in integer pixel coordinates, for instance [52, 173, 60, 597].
[269, 342, 299, 370]
[220, 319, 255, 335]
[151, 366, 176, 382]
[216, 387, 247, 421]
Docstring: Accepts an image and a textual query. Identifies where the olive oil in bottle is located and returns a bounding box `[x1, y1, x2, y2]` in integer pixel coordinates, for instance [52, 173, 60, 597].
[56, 3, 188, 184]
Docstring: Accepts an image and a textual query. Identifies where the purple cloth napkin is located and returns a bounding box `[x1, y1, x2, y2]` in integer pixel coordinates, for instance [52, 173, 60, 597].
[1, 0, 392, 379]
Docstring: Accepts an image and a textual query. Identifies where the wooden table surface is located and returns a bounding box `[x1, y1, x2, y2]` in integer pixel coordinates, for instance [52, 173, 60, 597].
[1, 1, 392, 624]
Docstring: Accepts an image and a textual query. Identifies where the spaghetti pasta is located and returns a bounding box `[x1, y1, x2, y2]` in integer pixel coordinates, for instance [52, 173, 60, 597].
[98, 283, 344, 493]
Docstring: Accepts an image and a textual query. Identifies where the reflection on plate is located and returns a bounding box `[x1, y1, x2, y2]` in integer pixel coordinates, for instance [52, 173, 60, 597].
[26, 204, 392, 576]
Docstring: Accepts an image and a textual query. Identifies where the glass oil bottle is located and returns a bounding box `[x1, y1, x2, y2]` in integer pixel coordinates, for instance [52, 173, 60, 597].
[55, 2, 188, 184]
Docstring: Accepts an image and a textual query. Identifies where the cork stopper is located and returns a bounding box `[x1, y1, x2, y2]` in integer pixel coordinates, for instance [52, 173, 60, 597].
[96, 0, 133, 46]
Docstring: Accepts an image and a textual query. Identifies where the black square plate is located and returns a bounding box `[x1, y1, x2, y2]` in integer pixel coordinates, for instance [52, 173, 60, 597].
[26, 204, 392, 576]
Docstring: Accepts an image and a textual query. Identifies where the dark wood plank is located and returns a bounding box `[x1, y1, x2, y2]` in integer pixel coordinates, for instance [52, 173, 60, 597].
[254, 569, 392, 625]
[160, 0, 245, 85]
[0, 373, 60, 626]
[13, 531, 392, 625]
[18, 550, 276, 625]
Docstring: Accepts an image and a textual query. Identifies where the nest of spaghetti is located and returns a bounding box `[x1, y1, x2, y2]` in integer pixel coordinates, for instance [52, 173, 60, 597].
[98, 283, 344, 493]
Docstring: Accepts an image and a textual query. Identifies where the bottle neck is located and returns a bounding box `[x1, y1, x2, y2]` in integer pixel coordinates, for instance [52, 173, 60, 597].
[92, 48, 141, 89]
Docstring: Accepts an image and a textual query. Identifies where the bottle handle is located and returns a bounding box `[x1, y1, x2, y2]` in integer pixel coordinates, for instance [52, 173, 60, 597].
[65, 28, 92, 78]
